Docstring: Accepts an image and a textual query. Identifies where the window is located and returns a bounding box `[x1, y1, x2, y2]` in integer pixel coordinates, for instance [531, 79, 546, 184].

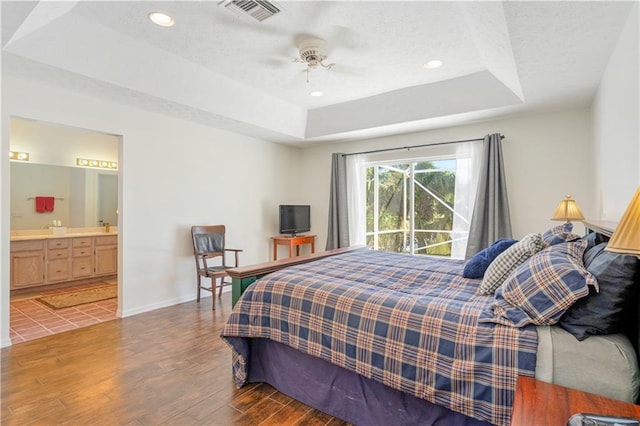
[365, 157, 464, 257]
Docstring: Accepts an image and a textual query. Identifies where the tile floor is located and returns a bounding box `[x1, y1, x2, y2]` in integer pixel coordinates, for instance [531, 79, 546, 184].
[10, 280, 118, 344]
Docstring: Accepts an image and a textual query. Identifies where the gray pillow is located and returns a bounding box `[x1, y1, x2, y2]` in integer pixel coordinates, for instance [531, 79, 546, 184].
[559, 242, 639, 340]
[478, 233, 546, 295]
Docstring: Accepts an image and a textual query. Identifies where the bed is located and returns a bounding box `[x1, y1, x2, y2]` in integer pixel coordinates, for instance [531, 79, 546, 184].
[221, 223, 640, 425]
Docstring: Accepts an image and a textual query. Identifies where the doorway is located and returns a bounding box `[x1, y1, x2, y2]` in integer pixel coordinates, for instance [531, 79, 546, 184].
[8, 117, 121, 344]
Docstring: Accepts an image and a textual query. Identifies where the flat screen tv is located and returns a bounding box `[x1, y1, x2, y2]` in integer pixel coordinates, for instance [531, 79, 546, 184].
[279, 205, 311, 236]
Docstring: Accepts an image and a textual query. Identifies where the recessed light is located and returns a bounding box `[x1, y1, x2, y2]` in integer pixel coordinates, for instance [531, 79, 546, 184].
[310, 91, 324, 97]
[149, 12, 174, 27]
[424, 59, 443, 69]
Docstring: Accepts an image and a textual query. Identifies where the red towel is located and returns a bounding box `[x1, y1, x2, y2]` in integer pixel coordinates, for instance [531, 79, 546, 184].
[35, 196, 55, 213]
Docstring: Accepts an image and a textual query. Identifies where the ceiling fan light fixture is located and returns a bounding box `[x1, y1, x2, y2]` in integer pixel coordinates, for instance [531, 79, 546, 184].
[424, 59, 443, 69]
[297, 38, 335, 71]
[149, 12, 174, 27]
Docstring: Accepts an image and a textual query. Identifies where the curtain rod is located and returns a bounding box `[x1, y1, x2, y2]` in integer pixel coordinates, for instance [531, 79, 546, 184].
[341, 134, 504, 157]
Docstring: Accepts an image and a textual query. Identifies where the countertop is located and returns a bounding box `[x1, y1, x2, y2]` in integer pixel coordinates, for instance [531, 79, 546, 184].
[10, 227, 118, 241]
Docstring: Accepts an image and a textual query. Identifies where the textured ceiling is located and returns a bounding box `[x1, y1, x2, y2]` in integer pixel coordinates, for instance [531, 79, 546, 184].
[1, 1, 634, 145]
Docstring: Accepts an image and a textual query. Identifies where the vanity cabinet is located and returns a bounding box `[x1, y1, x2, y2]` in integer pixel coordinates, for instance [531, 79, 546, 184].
[10, 240, 46, 289]
[10, 234, 117, 290]
[94, 235, 117, 276]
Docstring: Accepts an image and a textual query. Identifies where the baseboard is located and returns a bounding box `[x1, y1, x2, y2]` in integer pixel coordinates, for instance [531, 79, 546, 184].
[119, 294, 195, 318]
[118, 287, 230, 318]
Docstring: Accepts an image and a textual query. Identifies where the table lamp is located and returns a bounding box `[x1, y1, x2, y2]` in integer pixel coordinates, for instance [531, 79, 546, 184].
[551, 195, 585, 222]
[606, 187, 640, 256]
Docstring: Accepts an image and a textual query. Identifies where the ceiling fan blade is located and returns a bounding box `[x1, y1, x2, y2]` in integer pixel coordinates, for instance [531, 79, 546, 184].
[259, 57, 290, 68]
[292, 33, 324, 49]
[325, 25, 362, 53]
[328, 64, 364, 77]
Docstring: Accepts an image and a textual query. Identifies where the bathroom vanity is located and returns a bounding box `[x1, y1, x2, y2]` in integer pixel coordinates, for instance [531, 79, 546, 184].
[10, 228, 117, 291]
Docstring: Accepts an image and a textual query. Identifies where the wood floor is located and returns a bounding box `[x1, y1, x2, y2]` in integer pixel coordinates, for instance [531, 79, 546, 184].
[1, 292, 349, 425]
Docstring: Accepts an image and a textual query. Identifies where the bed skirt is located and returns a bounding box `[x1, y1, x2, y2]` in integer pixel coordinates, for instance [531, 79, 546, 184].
[238, 337, 491, 426]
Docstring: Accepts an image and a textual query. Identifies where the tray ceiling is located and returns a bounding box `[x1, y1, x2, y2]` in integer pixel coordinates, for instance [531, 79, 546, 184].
[1, 1, 634, 144]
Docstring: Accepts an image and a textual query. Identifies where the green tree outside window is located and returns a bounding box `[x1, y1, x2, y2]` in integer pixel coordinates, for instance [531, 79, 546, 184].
[365, 159, 456, 257]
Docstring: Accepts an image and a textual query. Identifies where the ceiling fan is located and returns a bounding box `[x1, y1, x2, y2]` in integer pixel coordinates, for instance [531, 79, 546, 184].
[294, 37, 335, 71]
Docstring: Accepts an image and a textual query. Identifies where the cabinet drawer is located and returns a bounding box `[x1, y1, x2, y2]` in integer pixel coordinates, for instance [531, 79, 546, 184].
[48, 248, 70, 260]
[11, 240, 44, 252]
[47, 260, 71, 282]
[73, 237, 93, 248]
[47, 239, 69, 249]
[95, 235, 117, 246]
[72, 258, 93, 278]
[73, 247, 93, 257]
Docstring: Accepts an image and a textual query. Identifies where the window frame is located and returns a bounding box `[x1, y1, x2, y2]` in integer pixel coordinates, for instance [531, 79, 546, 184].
[364, 153, 460, 257]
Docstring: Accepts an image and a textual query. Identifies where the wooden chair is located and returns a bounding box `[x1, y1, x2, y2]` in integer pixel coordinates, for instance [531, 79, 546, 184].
[191, 225, 242, 309]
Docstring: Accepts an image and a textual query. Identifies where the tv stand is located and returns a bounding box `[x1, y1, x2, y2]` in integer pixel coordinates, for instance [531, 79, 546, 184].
[271, 234, 316, 261]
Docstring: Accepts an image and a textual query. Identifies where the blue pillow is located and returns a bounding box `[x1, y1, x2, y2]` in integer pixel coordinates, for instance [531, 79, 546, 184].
[463, 239, 517, 279]
[581, 231, 608, 250]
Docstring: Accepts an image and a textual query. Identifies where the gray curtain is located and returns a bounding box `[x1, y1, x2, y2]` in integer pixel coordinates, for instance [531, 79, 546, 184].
[465, 133, 512, 259]
[326, 153, 350, 250]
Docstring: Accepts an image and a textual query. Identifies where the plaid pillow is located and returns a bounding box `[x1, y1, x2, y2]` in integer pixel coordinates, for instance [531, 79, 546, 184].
[542, 222, 581, 246]
[479, 240, 597, 327]
[478, 233, 546, 295]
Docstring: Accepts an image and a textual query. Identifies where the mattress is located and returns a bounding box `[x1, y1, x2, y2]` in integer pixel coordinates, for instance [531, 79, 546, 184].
[536, 325, 640, 402]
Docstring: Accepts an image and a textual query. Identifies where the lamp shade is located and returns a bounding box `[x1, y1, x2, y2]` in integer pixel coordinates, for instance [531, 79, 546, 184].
[551, 195, 585, 222]
[606, 187, 640, 256]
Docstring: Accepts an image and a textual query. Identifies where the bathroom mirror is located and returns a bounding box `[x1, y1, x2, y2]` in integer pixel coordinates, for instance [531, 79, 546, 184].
[9, 117, 119, 231]
[10, 162, 117, 230]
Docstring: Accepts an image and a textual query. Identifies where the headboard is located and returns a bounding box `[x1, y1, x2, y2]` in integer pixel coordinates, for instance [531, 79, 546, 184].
[582, 219, 618, 238]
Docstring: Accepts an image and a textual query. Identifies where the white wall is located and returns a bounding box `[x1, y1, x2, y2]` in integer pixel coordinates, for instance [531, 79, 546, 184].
[10, 117, 118, 167]
[299, 108, 595, 249]
[1, 73, 301, 346]
[592, 2, 640, 220]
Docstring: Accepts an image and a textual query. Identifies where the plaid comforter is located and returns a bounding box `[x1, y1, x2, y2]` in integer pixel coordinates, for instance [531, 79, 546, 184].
[221, 248, 537, 425]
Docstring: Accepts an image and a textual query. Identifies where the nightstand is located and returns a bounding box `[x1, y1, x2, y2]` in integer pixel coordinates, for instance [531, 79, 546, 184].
[511, 376, 640, 425]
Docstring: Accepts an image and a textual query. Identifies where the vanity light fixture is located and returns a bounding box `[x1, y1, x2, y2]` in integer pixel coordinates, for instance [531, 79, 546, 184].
[149, 12, 174, 27]
[424, 59, 443, 69]
[9, 151, 30, 161]
[76, 157, 118, 170]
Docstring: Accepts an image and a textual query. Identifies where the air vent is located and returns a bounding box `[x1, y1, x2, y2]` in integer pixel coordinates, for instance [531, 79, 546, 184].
[219, 0, 281, 22]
